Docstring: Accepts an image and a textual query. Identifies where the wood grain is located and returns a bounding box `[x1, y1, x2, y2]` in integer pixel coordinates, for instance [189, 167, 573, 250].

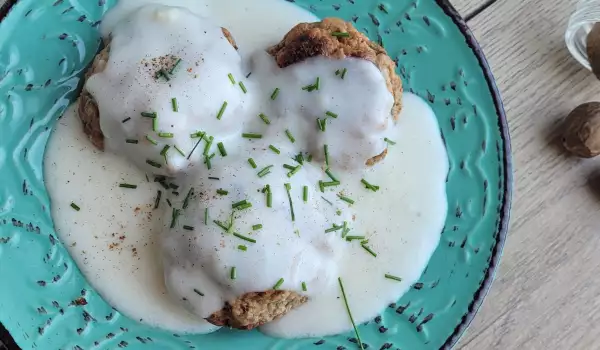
[449, 0, 492, 19]
[456, 0, 600, 349]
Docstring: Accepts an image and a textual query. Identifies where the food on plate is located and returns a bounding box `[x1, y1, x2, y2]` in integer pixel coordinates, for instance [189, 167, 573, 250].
[45, 0, 448, 340]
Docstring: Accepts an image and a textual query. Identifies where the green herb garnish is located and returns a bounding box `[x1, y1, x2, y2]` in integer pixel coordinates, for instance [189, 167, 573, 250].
[170, 208, 180, 228]
[216, 101, 228, 120]
[188, 138, 203, 159]
[325, 224, 343, 233]
[174, 145, 185, 157]
[248, 158, 257, 169]
[269, 145, 281, 154]
[338, 278, 364, 350]
[302, 77, 320, 92]
[285, 129, 296, 143]
[126, 139, 138, 144]
[216, 189, 228, 195]
[171, 98, 178, 112]
[183, 225, 195, 231]
[122, 117, 131, 123]
[341, 68, 347, 79]
[204, 208, 209, 225]
[70, 202, 80, 211]
[183, 188, 194, 210]
[257, 165, 273, 178]
[158, 132, 174, 138]
[252, 224, 262, 230]
[238, 81, 247, 93]
[242, 133, 262, 139]
[214, 220, 229, 232]
[238, 245, 247, 251]
[303, 186, 308, 202]
[160, 145, 170, 156]
[193, 288, 204, 296]
[325, 111, 338, 118]
[322, 181, 341, 187]
[283, 164, 296, 171]
[361, 245, 377, 257]
[146, 159, 162, 168]
[385, 274, 402, 282]
[259, 113, 271, 125]
[321, 196, 333, 205]
[325, 169, 339, 182]
[272, 278, 284, 290]
[146, 135, 158, 145]
[228, 73, 236, 84]
[270, 88, 280, 100]
[230, 266, 237, 280]
[154, 190, 162, 209]
[332, 32, 350, 37]
[169, 58, 182, 74]
[152, 116, 158, 132]
[217, 142, 227, 157]
[203, 136, 214, 156]
[302, 282, 307, 291]
[324, 145, 330, 167]
[119, 183, 137, 189]
[342, 221, 349, 238]
[346, 235, 365, 241]
[361, 179, 380, 192]
[190, 131, 205, 139]
[287, 165, 301, 178]
[384, 137, 396, 145]
[141, 111, 157, 118]
[317, 118, 326, 131]
[284, 183, 295, 221]
[338, 194, 354, 205]
[232, 200, 251, 210]
[233, 232, 257, 243]
[263, 185, 272, 208]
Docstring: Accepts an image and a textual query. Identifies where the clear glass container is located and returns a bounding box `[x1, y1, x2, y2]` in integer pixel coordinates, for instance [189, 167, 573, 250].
[565, 0, 600, 70]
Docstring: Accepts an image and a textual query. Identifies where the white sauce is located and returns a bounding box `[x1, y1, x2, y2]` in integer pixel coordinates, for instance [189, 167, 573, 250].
[44, 0, 448, 338]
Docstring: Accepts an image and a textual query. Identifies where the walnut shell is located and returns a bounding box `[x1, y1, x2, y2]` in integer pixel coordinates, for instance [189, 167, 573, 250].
[562, 102, 600, 158]
[588, 23, 600, 80]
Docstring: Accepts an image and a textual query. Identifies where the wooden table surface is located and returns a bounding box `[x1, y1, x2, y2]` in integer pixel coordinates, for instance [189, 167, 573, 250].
[1, 0, 599, 349]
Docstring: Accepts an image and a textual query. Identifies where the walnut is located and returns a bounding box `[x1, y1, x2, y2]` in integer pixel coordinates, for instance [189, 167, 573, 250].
[587, 23, 600, 80]
[562, 102, 600, 158]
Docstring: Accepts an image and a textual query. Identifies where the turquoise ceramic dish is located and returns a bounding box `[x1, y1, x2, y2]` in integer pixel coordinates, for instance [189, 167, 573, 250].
[0, 0, 511, 349]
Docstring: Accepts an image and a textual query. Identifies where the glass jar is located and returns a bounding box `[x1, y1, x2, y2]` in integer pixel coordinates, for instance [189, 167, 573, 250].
[565, 0, 600, 70]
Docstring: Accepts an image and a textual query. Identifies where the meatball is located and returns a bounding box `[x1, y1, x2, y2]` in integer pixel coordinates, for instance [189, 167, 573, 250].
[77, 27, 238, 151]
[206, 290, 308, 330]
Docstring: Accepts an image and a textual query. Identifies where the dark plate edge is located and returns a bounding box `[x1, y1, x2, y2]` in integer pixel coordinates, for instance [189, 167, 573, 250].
[435, 0, 512, 349]
[0, 0, 512, 349]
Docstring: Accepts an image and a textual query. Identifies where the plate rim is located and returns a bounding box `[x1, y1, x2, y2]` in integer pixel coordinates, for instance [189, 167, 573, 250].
[0, 0, 513, 348]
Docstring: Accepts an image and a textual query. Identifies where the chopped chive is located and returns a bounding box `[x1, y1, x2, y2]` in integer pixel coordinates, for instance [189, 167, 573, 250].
[257, 165, 273, 178]
[242, 133, 262, 139]
[341, 68, 347, 79]
[325, 169, 339, 182]
[216, 189, 228, 195]
[217, 142, 227, 157]
[307, 154, 313, 162]
[230, 266, 236, 280]
[283, 164, 296, 171]
[233, 232, 257, 243]
[319, 181, 325, 193]
[146, 135, 158, 145]
[287, 165, 302, 178]
[141, 111, 157, 118]
[269, 145, 281, 154]
[361, 179, 380, 192]
[302, 281, 307, 291]
[238, 245, 247, 251]
[158, 181, 169, 190]
[385, 274, 402, 282]
[187, 138, 203, 159]
[321, 196, 333, 205]
[284, 129, 296, 143]
[166, 198, 172, 207]
[70, 202, 80, 211]
[122, 117, 131, 123]
[361, 239, 369, 245]
[259, 113, 271, 125]
[332, 32, 350, 37]
[284, 183, 295, 222]
[171, 98, 178, 112]
[303, 186, 308, 202]
[214, 220, 229, 232]
[325, 111, 338, 118]
[322, 181, 341, 187]
[232, 200, 250, 209]
[342, 221, 349, 238]
[272, 278, 284, 290]
[361, 245, 377, 257]
[183, 225, 195, 231]
[170, 208, 180, 229]
[346, 235, 365, 241]
[146, 159, 162, 168]
[174, 145, 185, 157]
[152, 116, 158, 132]
[315, 77, 320, 90]
[239, 81, 247, 93]
[190, 131, 205, 139]
[266, 185, 272, 208]
[228, 73, 236, 84]
[202, 136, 214, 156]
[338, 278, 364, 350]
[294, 153, 305, 164]
[216, 101, 228, 120]
[183, 188, 194, 210]
[158, 132, 174, 138]
[335, 69, 341, 76]
[324, 145, 330, 167]
[154, 190, 162, 209]
[338, 194, 354, 205]
[156, 69, 170, 81]
[119, 183, 137, 189]
[160, 145, 170, 156]
[248, 158, 257, 169]
[317, 118, 327, 131]
[325, 224, 343, 233]
[384, 137, 396, 145]
[193, 288, 204, 297]
[208, 177, 220, 180]
[126, 139, 139, 144]
[270, 88, 280, 100]
[154, 175, 166, 182]
[169, 58, 182, 74]
[204, 208, 209, 225]
[252, 224, 263, 230]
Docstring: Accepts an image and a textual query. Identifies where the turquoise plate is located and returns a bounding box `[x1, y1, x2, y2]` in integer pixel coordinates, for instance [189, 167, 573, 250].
[0, 0, 511, 349]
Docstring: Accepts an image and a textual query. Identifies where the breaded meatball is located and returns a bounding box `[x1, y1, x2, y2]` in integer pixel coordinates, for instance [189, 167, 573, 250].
[267, 17, 402, 120]
[206, 290, 308, 330]
[77, 27, 238, 150]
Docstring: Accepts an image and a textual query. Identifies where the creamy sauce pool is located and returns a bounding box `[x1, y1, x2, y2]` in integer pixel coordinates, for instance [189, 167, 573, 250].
[44, 0, 448, 338]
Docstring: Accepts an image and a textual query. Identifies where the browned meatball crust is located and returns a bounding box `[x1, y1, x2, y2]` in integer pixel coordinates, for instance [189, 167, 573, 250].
[206, 290, 308, 330]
